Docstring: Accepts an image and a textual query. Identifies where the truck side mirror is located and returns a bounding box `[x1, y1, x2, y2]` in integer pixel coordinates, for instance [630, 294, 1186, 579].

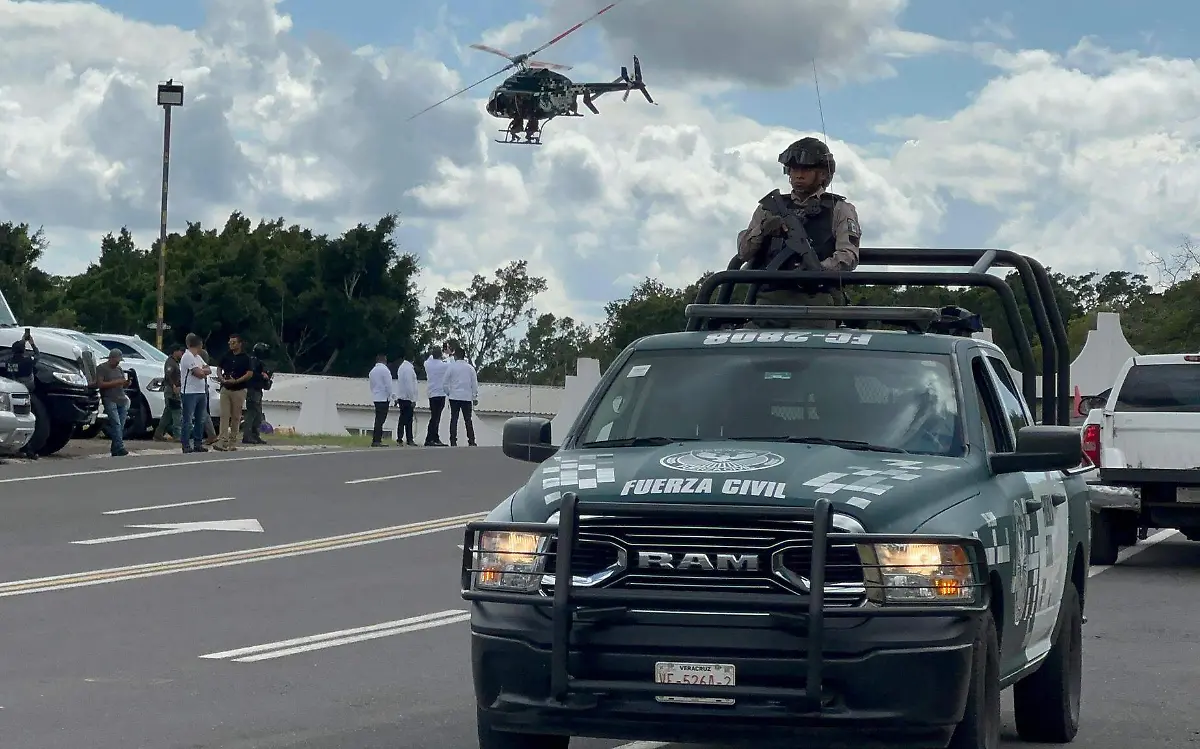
[990, 425, 1084, 474]
[502, 416, 557, 463]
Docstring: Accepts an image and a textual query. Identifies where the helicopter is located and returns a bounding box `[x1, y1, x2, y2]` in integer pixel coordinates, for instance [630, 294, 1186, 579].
[405, 0, 655, 145]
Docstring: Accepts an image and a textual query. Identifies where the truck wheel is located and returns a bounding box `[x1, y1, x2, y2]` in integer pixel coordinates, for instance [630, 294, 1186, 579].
[25, 394, 52, 454]
[476, 708, 569, 749]
[124, 396, 150, 440]
[1012, 582, 1082, 743]
[38, 421, 75, 456]
[1089, 511, 1119, 566]
[947, 608, 1001, 749]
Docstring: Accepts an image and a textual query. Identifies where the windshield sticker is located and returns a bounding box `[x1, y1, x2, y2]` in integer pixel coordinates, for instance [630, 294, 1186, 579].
[541, 454, 617, 490]
[626, 364, 651, 377]
[660, 449, 785, 473]
[620, 477, 787, 499]
[764, 371, 791, 380]
[703, 331, 872, 346]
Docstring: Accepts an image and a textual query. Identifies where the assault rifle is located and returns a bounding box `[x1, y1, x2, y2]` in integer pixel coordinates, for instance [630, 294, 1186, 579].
[758, 189, 823, 274]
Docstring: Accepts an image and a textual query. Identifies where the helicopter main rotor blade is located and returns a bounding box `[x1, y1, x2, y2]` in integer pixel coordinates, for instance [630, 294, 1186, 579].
[525, 0, 628, 59]
[405, 65, 512, 122]
[528, 59, 573, 71]
[469, 43, 516, 61]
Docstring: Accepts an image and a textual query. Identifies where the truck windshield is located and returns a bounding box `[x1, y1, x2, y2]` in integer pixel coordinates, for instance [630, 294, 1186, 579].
[577, 347, 965, 457]
[0, 291, 16, 327]
[1115, 363, 1200, 412]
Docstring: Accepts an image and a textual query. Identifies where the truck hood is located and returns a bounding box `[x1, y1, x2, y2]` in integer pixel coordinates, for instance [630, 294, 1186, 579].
[0, 327, 86, 362]
[511, 441, 983, 532]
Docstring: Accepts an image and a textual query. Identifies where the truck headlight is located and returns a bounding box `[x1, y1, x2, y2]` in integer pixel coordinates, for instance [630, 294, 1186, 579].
[147, 378, 165, 392]
[471, 530, 552, 593]
[0, 393, 10, 413]
[858, 542, 979, 604]
[52, 371, 88, 386]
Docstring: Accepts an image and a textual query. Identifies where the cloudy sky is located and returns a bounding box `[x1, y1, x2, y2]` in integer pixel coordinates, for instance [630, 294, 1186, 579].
[2, 0, 1198, 324]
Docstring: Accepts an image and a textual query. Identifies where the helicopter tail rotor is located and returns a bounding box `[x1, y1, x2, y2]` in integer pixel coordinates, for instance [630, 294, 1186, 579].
[620, 55, 654, 104]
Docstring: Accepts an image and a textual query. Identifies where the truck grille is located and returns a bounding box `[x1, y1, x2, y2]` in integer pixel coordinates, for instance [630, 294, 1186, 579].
[11, 393, 30, 415]
[545, 516, 866, 607]
[78, 350, 98, 382]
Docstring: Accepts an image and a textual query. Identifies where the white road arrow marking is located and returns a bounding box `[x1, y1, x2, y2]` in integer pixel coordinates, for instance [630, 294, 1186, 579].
[72, 519, 264, 545]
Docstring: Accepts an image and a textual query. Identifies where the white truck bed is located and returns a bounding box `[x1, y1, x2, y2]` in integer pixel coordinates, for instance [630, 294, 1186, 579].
[1096, 354, 1200, 490]
[1086, 353, 1200, 564]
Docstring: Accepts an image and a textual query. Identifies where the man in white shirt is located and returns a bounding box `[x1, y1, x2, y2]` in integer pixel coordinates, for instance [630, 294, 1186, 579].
[368, 353, 393, 447]
[393, 351, 418, 446]
[423, 348, 449, 447]
[179, 333, 212, 454]
[444, 348, 479, 447]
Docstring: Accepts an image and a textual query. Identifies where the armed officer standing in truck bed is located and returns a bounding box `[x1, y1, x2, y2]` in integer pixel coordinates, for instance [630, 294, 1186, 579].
[736, 137, 861, 329]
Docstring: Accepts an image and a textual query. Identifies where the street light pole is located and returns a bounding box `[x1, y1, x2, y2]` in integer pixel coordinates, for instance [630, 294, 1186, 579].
[155, 79, 184, 352]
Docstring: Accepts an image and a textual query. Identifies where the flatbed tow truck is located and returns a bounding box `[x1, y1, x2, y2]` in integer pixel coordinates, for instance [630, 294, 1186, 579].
[461, 248, 1091, 749]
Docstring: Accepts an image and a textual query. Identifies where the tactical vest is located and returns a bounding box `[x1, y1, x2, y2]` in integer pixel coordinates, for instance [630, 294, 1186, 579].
[760, 191, 844, 269]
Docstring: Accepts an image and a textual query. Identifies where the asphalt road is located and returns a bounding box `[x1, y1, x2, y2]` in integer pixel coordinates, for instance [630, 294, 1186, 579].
[0, 446, 1197, 748]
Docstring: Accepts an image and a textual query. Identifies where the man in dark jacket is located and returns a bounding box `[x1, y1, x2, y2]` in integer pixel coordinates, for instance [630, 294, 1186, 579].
[242, 342, 272, 444]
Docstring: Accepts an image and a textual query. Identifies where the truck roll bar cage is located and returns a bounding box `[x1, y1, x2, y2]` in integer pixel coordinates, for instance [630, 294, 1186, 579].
[690, 248, 1070, 426]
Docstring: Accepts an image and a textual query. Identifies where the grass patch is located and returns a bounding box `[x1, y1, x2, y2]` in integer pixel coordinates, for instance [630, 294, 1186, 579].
[265, 432, 377, 447]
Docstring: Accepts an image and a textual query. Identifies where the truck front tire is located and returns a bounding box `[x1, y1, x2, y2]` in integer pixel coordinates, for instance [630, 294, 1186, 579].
[1012, 582, 1083, 743]
[37, 420, 75, 456]
[476, 708, 569, 749]
[26, 394, 52, 454]
[947, 608, 1001, 749]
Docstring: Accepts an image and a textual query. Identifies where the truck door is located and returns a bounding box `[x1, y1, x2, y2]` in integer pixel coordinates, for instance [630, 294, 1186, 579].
[981, 354, 1070, 664]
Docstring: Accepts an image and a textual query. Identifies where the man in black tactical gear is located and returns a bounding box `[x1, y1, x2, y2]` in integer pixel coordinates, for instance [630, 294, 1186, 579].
[241, 342, 272, 445]
[736, 136, 862, 329]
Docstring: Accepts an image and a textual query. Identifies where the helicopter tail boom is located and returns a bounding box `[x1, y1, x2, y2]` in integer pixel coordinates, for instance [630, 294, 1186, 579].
[579, 55, 653, 113]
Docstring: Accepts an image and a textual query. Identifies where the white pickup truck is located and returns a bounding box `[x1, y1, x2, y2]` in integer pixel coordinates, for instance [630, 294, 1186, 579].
[1083, 353, 1200, 563]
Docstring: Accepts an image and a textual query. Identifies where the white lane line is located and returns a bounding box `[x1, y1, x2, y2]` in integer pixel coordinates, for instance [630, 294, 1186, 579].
[1088, 528, 1180, 577]
[614, 743, 669, 749]
[103, 497, 235, 514]
[200, 610, 469, 662]
[345, 469, 441, 484]
[0, 511, 485, 598]
[0, 448, 377, 484]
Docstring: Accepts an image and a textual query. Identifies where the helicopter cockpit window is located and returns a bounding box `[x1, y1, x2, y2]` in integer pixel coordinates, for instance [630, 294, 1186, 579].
[575, 348, 964, 456]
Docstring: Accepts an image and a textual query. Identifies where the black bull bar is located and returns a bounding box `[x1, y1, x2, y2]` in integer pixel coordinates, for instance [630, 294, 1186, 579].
[461, 494, 991, 710]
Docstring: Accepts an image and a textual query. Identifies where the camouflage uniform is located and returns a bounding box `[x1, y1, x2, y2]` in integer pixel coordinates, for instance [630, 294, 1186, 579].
[735, 137, 862, 329]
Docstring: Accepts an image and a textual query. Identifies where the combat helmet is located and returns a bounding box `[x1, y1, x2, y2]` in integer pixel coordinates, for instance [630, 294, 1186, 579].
[778, 136, 836, 179]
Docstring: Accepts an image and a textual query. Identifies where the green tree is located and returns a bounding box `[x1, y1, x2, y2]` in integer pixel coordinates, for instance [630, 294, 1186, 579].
[0, 222, 69, 325]
[506, 312, 601, 386]
[424, 260, 548, 379]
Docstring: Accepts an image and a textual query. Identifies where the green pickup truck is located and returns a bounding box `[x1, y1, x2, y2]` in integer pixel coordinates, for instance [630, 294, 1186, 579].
[462, 249, 1090, 749]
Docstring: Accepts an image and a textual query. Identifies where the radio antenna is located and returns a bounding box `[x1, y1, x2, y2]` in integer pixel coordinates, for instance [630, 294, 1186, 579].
[812, 58, 828, 144]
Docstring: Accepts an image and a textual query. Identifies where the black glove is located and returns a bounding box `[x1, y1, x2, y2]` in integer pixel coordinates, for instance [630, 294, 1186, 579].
[760, 214, 785, 237]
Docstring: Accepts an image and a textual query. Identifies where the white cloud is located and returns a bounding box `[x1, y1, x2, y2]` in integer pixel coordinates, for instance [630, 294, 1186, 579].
[1, 0, 1198, 330]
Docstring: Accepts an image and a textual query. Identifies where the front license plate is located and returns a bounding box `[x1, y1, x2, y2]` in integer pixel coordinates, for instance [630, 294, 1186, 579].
[654, 661, 736, 706]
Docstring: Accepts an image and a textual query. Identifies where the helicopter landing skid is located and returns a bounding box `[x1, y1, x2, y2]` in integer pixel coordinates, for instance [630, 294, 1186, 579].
[496, 130, 542, 145]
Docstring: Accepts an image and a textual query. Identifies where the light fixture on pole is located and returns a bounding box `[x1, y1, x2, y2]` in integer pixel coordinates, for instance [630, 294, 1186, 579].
[155, 79, 184, 351]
